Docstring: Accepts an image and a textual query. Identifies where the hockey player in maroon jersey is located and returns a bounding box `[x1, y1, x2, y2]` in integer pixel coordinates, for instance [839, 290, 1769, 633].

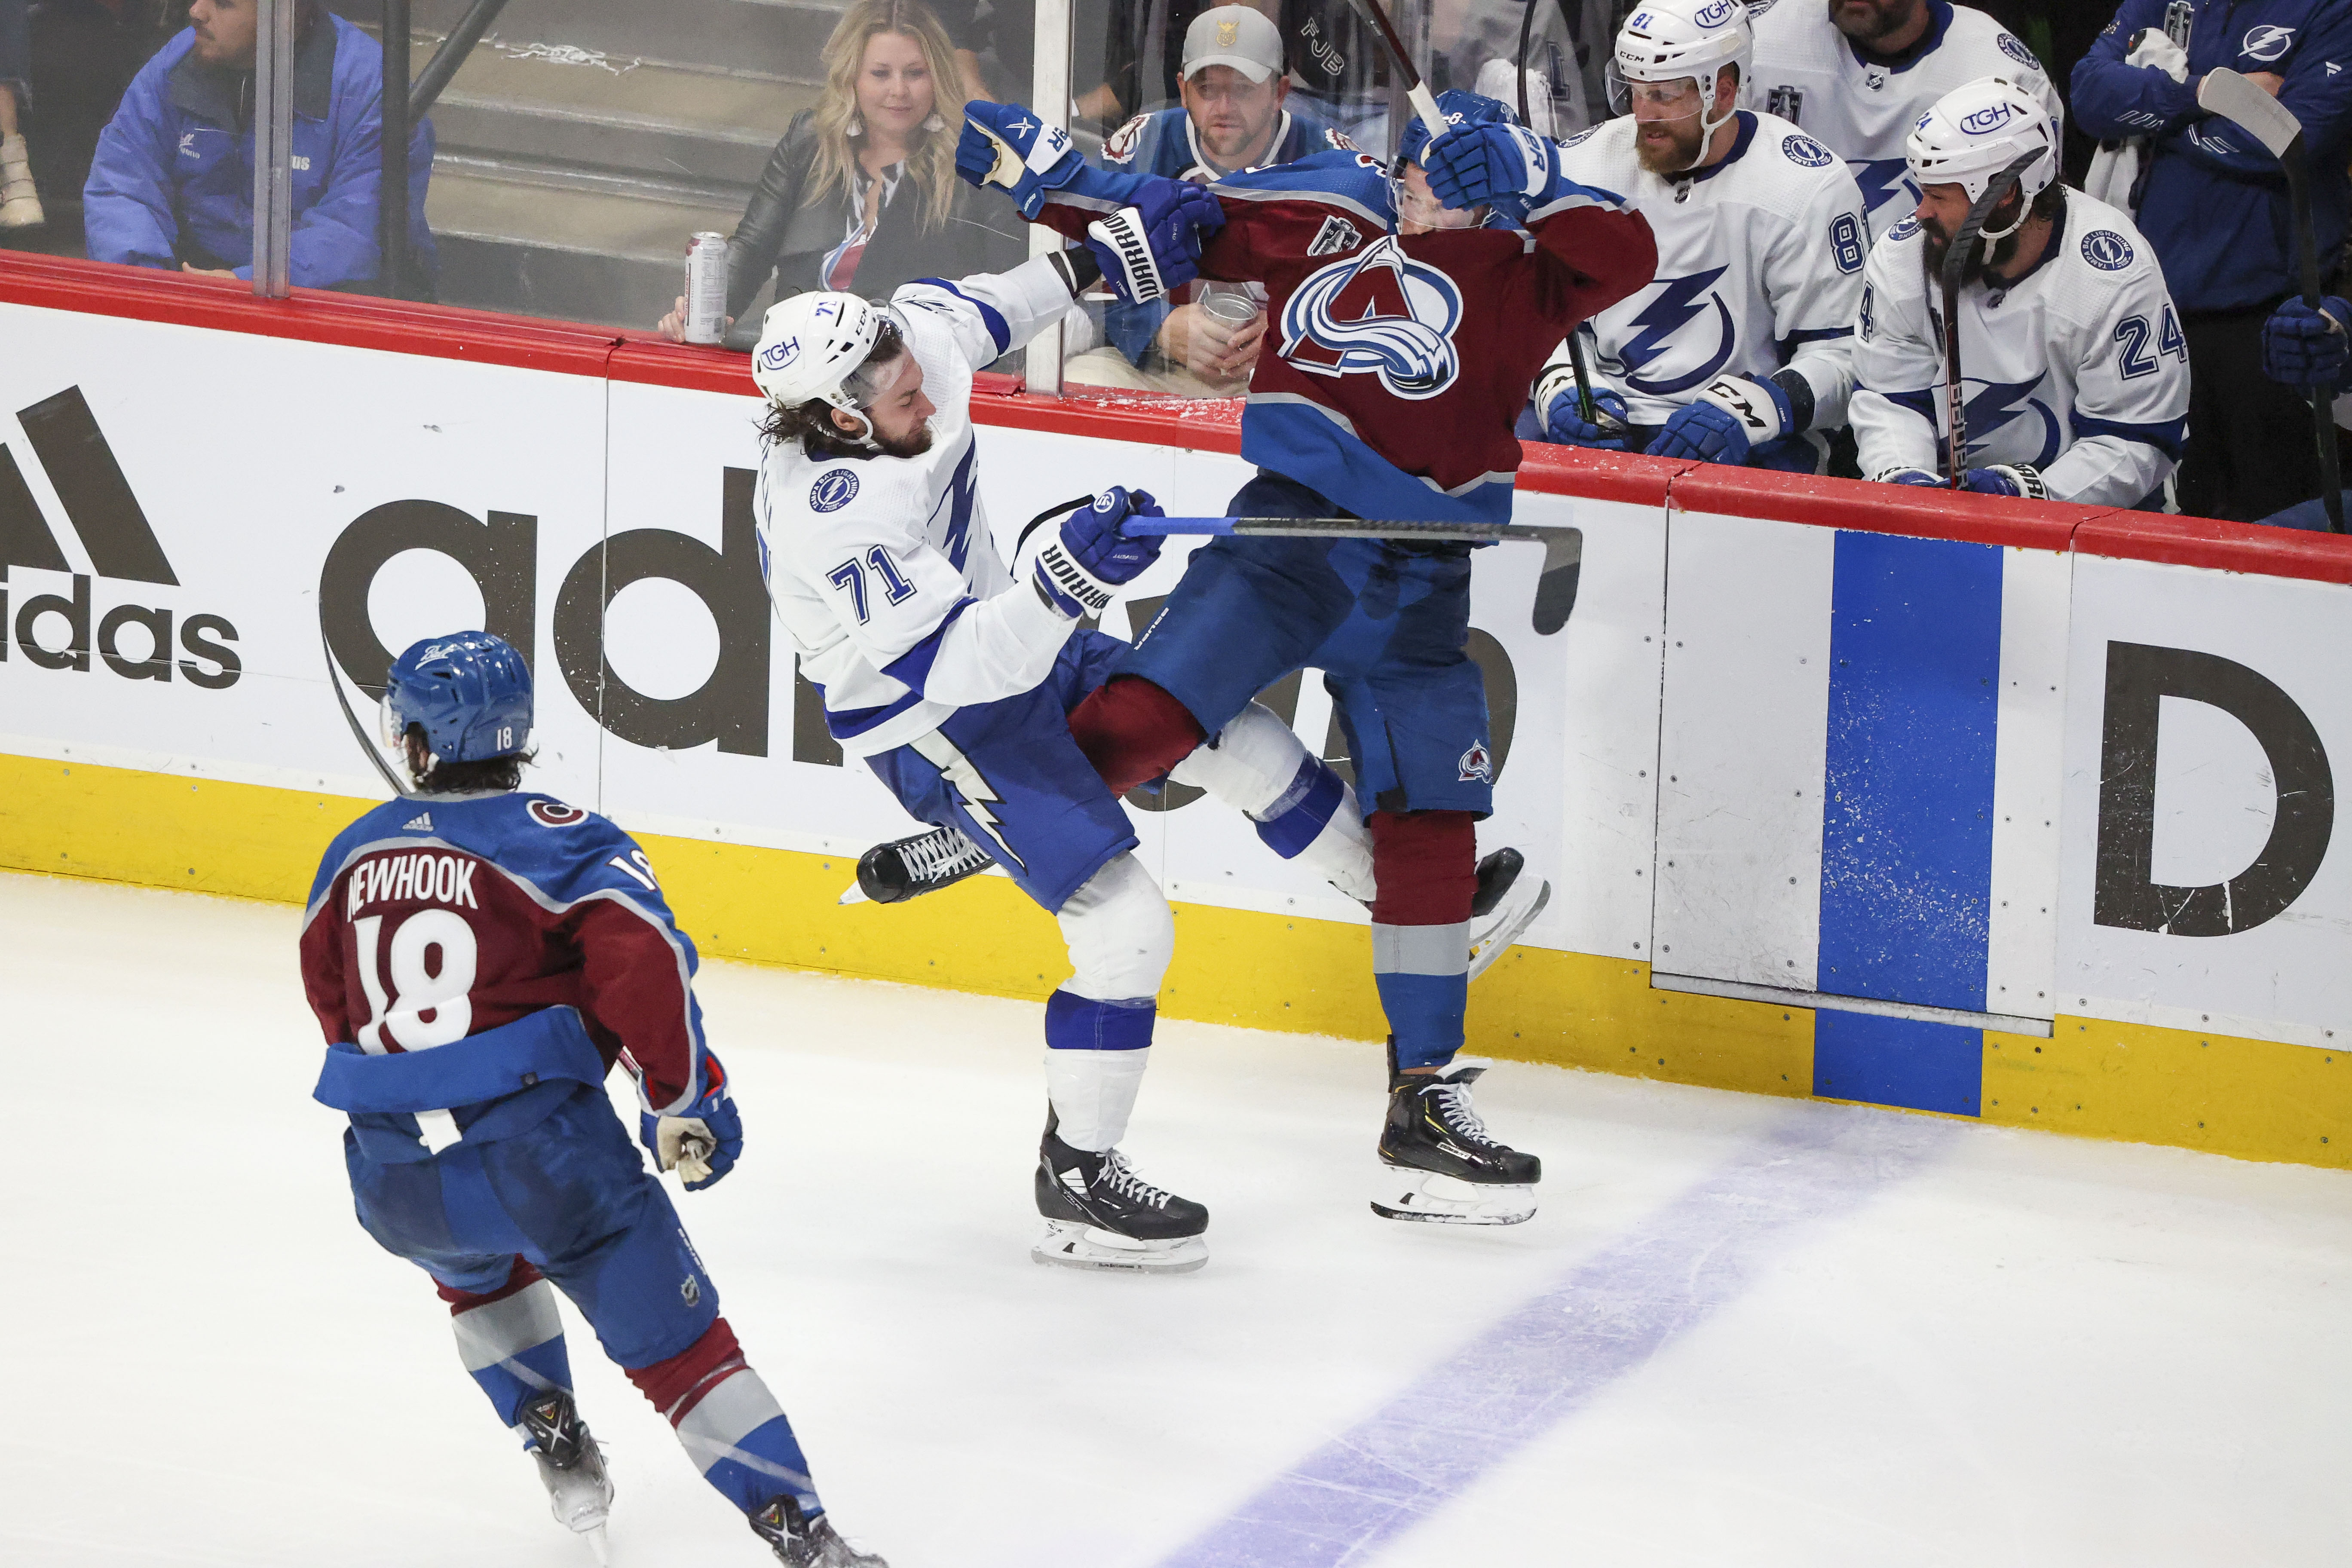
[956, 92, 1657, 1224]
[300, 632, 885, 1567]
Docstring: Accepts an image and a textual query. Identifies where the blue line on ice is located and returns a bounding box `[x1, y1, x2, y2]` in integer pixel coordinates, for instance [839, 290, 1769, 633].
[1154, 1108, 1958, 1568]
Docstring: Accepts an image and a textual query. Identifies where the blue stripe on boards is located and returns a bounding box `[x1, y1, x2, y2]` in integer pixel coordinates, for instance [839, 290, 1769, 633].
[1811, 1010, 1982, 1117]
[1150, 1111, 1956, 1568]
[1817, 531, 2002, 1013]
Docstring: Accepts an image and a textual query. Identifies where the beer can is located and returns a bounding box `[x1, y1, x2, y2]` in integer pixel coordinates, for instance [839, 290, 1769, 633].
[684, 232, 729, 345]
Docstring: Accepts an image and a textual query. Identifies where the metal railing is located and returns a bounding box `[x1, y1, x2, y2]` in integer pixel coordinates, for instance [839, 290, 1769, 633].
[379, 0, 511, 300]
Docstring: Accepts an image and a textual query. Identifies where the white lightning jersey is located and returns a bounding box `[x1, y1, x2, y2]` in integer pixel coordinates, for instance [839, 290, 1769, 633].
[756, 257, 1079, 757]
[1547, 110, 1868, 430]
[1850, 188, 2189, 507]
[1750, 0, 2063, 242]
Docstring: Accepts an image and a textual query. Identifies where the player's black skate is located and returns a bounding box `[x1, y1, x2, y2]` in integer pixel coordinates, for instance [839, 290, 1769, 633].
[750, 1495, 890, 1567]
[519, 1389, 613, 1562]
[839, 824, 993, 904]
[1372, 1039, 1540, 1226]
[1032, 1112, 1210, 1274]
[1466, 847, 1551, 982]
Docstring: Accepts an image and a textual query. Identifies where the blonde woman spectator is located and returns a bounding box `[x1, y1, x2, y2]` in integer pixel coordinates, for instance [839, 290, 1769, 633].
[660, 0, 1023, 342]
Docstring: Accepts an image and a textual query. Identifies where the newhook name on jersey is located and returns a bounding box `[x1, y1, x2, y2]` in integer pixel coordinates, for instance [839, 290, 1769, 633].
[1752, 0, 2064, 240]
[1552, 109, 1868, 432]
[1850, 187, 2190, 506]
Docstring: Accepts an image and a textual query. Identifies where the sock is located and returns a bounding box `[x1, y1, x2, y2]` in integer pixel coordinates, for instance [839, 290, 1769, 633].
[1069, 676, 1206, 795]
[1171, 701, 1375, 901]
[441, 1259, 573, 1436]
[627, 1317, 823, 1519]
[1044, 989, 1155, 1151]
[1369, 811, 1478, 1071]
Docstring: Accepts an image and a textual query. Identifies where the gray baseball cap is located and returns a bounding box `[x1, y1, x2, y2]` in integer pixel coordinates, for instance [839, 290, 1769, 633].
[1184, 6, 1284, 85]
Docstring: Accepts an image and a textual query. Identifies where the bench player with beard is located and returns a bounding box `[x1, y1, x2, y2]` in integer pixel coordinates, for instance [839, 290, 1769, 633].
[749, 248, 1429, 1272]
[956, 89, 1657, 1226]
[1851, 78, 2188, 505]
[1531, 0, 1869, 473]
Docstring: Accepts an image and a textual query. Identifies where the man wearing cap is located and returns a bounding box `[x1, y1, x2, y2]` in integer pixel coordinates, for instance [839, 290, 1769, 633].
[1068, 6, 1354, 397]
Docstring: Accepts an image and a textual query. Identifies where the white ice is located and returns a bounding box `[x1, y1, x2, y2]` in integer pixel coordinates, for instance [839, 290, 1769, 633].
[3, 871, 2348, 1567]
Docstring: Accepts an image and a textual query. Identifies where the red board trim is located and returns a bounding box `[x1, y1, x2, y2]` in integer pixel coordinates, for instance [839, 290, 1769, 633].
[8, 250, 2352, 582]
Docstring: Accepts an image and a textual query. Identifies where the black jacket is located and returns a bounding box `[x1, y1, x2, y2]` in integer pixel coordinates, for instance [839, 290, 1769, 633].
[726, 110, 1026, 320]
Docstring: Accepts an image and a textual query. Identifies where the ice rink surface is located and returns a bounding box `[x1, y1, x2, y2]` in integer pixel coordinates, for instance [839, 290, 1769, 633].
[4, 871, 2349, 1567]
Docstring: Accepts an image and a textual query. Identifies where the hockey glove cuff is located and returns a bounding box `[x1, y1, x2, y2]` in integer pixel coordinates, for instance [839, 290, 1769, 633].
[957, 101, 1082, 218]
[1035, 487, 1164, 617]
[1960, 464, 2048, 500]
[640, 1061, 742, 1191]
[1083, 182, 1224, 304]
[1537, 376, 1632, 450]
[2262, 295, 2352, 390]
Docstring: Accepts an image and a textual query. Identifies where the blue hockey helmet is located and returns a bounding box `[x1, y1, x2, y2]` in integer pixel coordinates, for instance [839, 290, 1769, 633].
[382, 631, 534, 765]
[1395, 88, 1519, 170]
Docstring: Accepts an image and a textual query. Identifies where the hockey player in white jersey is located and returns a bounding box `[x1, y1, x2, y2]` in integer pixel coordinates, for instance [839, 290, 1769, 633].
[1528, 0, 1868, 472]
[1752, 0, 2063, 241]
[750, 244, 1396, 1273]
[1851, 78, 2189, 507]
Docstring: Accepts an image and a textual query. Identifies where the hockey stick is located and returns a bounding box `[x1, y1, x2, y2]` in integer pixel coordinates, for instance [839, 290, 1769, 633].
[321, 622, 413, 799]
[2198, 67, 2346, 533]
[1342, 0, 1449, 144]
[1123, 514, 1583, 634]
[1936, 151, 2045, 489]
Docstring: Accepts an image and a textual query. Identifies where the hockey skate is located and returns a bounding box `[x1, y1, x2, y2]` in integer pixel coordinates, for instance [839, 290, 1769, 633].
[838, 824, 993, 904]
[519, 1389, 614, 1562]
[750, 1495, 890, 1566]
[1033, 1113, 1209, 1273]
[1372, 1041, 1540, 1226]
[1466, 848, 1551, 982]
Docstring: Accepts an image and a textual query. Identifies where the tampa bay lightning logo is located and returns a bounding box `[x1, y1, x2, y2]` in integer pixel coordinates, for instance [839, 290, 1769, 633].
[810, 469, 860, 512]
[1997, 32, 2040, 68]
[2242, 23, 2297, 62]
[1782, 133, 1833, 168]
[1279, 236, 1462, 399]
[1611, 266, 1735, 397]
[2081, 230, 2135, 271]
[1854, 156, 1920, 215]
[1961, 375, 2062, 468]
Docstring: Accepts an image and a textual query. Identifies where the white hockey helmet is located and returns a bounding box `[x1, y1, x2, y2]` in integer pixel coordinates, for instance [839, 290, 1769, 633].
[1610, 0, 1752, 144]
[1905, 77, 2058, 240]
[750, 291, 915, 443]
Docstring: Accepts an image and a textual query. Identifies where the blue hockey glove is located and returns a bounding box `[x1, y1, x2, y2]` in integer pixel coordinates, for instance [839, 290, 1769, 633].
[1421, 120, 1553, 215]
[1034, 487, 1165, 617]
[1878, 467, 1946, 487]
[1648, 376, 1798, 466]
[1959, 463, 2048, 499]
[640, 1054, 741, 1192]
[1536, 379, 1632, 450]
[2262, 296, 2352, 390]
[1084, 178, 1227, 304]
[956, 101, 1083, 218]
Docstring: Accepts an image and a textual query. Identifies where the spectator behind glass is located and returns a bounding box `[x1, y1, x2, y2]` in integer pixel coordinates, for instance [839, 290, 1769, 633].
[1114, 1, 1391, 138]
[0, 0, 39, 229]
[83, 0, 435, 290]
[658, 0, 1024, 343]
[2075, 1, 2352, 523]
[1064, 6, 1349, 398]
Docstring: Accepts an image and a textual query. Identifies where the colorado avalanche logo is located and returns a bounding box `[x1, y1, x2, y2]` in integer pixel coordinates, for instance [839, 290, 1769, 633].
[1458, 741, 1493, 783]
[1279, 237, 1462, 399]
[528, 799, 588, 828]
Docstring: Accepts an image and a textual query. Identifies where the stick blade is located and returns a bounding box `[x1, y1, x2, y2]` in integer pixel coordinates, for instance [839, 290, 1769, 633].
[2197, 68, 2303, 160]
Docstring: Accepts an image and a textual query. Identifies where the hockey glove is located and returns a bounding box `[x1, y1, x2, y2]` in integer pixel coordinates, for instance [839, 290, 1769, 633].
[1878, 467, 1946, 487]
[1648, 375, 1797, 466]
[1536, 379, 1632, 450]
[1959, 464, 2048, 500]
[957, 101, 1082, 218]
[1035, 487, 1165, 618]
[640, 1055, 741, 1191]
[1084, 178, 1227, 305]
[1421, 121, 1553, 217]
[2262, 296, 2352, 391]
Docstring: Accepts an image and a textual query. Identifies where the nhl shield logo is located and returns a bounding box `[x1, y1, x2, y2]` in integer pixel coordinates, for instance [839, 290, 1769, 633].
[1767, 84, 1804, 122]
[1458, 741, 1493, 783]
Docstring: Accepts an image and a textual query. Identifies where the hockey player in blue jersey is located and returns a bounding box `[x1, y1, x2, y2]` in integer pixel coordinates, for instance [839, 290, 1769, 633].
[300, 632, 885, 1568]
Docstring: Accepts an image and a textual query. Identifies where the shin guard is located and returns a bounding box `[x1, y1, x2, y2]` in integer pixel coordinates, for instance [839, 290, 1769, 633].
[1172, 701, 1375, 901]
[1369, 811, 1478, 1070]
[628, 1317, 823, 1520]
[442, 1259, 573, 1435]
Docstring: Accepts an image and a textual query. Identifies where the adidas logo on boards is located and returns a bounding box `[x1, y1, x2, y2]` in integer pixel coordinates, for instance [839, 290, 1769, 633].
[0, 386, 242, 686]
